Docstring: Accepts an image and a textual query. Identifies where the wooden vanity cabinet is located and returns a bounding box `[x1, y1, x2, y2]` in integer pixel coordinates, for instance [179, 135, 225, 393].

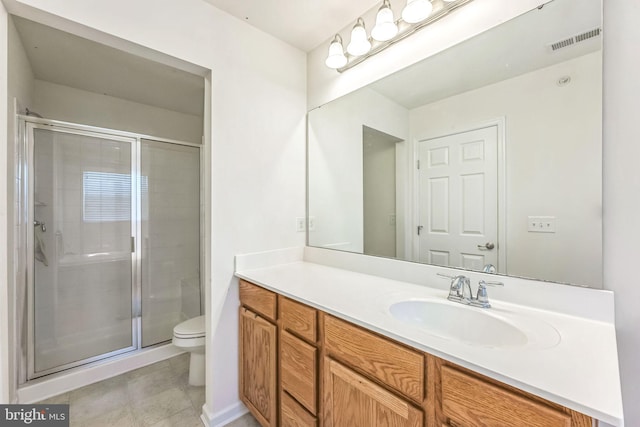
[239, 280, 593, 427]
[239, 280, 278, 427]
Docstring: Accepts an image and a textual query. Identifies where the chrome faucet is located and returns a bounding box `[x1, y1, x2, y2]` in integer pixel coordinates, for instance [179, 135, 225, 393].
[438, 273, 472, 303]
[438, 273, 504, 308]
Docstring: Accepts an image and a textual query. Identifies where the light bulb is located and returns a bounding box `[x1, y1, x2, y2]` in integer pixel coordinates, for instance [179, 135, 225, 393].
[371, 0, 398, 42]
[401, 0, 433, 23]
[325, 35, 347, 69]
[347, 18, 372, 56]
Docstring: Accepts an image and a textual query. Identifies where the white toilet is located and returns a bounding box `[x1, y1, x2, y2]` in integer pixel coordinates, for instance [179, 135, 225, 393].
[172, 315, 206, 386]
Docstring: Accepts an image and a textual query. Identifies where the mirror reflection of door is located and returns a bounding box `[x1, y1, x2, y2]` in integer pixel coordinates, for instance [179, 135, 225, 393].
[417, 125, 499, 271]
[363, 126, 403, 258]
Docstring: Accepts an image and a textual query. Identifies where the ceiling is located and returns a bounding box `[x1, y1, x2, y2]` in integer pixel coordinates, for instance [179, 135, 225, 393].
[202, 0, 381, 52]
[11, 0, 600, 116]
[13, 16, 205, 117]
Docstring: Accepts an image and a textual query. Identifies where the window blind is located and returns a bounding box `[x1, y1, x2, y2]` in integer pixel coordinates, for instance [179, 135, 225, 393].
[83, 171, 131, 222]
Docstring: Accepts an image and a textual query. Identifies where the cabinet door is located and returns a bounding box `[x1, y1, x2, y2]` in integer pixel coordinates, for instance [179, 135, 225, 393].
[239, 308, 277, 427]
[324, 358, 423, 427]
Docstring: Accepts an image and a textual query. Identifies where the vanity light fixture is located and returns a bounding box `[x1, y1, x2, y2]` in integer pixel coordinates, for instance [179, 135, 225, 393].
[325, 0, 474, 72]
[402, 0, 434, 24]
[325, 34, 348, 69]
[371, 0, 399, 42]
[347, 18, 372, 56]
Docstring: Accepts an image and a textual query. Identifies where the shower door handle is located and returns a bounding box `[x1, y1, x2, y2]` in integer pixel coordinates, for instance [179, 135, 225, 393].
[133, 300, 142, 318]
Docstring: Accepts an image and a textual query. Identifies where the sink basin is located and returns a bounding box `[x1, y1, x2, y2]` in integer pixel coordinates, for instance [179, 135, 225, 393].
[388, 299, 560, 349]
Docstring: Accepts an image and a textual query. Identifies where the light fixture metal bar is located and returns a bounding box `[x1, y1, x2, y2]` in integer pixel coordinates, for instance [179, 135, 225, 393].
[337, 0, 475, 73]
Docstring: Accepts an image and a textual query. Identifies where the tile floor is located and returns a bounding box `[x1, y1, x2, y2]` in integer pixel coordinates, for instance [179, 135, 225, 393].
[37, 354, 259, 427]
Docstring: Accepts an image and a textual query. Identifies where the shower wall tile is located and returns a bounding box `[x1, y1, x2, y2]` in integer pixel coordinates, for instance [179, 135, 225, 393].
[62, 206, 81, 224]
[61, 172, 82, 190]
[81, 142, 101, 159]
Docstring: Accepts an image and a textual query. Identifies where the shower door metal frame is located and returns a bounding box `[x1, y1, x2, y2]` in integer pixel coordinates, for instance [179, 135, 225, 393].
[19, 116, 204, 382]
[24, 119, 139, 380]
[16, 115, 206, 384]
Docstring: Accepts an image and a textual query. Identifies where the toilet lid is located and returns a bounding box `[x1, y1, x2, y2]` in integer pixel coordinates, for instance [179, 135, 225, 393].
[174, 315, 205, 338]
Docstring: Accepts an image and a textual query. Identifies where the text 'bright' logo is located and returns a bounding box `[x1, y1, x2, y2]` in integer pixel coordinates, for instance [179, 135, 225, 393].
[2, 405, 68, 425]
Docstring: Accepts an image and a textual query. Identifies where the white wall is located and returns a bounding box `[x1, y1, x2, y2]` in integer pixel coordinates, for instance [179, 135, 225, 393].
[0, 0, 307, 423]
[0, 1, 10, 404]
[33, 80, 203, 144]
[308, 88, 408, 253]
[603, 1, 640, 425]
[363, 131, 398, 258]
[409, 53, 602, 287]
[3, 10, 35, 403]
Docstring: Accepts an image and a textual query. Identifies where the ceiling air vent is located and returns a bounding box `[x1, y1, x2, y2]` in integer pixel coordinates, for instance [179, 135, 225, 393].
[548, 27, 602, 52]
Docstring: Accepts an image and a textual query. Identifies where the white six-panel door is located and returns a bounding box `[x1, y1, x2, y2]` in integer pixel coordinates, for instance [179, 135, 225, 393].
[417, 126, 498, 271]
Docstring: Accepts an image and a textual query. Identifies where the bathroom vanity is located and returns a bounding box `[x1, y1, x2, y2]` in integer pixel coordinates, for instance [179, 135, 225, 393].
[235, 248, 623, 427]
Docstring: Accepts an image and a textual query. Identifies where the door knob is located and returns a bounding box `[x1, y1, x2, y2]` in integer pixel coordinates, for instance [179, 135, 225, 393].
[477, 242, 495, 250]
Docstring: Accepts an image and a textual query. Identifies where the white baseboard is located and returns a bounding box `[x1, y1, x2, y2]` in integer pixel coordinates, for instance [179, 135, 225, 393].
[201, 401, 248, 427]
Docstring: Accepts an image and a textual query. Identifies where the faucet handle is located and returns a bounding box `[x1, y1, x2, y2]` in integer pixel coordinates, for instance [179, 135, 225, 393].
[480, 280, 504, 288]
[475, 280, 504, 308]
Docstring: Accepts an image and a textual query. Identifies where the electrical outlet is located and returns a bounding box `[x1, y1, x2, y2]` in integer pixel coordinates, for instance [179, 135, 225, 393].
[389, 214, 396, 226]
[296, 217, 306, 232]
[528, 216, 556, 233]
[308, 216, 316, 231]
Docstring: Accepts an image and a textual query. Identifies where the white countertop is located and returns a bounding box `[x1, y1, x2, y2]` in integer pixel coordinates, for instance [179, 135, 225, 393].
[235, 248, 624, 426]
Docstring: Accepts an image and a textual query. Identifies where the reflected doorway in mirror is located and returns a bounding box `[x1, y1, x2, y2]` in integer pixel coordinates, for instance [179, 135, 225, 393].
[415, 124, 503, 272]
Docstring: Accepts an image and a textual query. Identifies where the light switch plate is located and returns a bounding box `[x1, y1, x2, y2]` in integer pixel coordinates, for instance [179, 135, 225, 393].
[528, 216, 556, 233]
[296, 217, 306, 232]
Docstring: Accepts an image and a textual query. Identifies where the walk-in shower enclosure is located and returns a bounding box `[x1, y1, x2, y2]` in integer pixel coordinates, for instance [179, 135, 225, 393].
[16, 117, 203, 381]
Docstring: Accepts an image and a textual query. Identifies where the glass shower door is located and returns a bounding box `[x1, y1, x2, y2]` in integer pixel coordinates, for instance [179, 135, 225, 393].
[30, 125, 136, 377]
[140, 139, 201, 347]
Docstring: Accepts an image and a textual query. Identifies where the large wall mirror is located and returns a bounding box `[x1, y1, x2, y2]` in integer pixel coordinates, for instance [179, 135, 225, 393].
[308, 0, 602, 288]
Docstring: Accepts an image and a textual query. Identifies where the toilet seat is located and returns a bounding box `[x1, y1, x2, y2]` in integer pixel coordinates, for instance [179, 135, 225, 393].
[173, 315, 205, 339]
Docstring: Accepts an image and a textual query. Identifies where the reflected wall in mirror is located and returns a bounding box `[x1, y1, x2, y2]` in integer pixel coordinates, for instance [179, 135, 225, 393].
[308, 0, 602, 288]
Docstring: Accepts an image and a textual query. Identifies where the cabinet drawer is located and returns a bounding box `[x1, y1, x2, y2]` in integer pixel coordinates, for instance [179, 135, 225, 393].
[323, 315, 424, 402]
[239, 280, 277, 322]
[280, 296, 317, 343]
[281, 391, 317, 427]
[281, 330, 317, 414]
[441, 366, 572, 427]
